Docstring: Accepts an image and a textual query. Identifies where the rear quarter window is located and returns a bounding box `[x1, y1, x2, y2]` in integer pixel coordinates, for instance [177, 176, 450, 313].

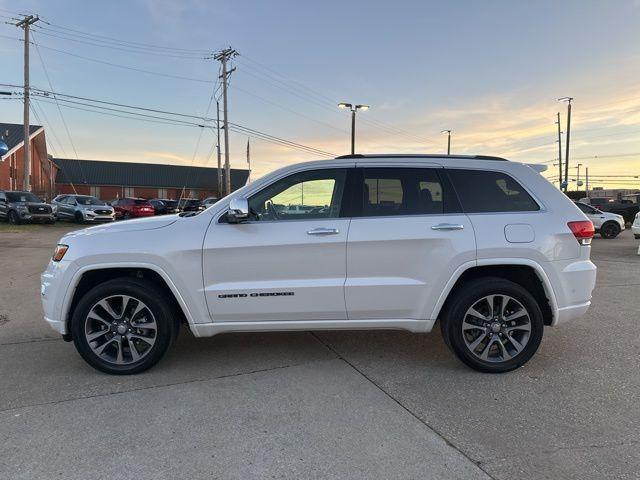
[447, 169, 540, 213]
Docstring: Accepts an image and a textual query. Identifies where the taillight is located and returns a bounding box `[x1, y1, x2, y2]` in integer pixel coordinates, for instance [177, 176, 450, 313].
[567, 221, 595, 245]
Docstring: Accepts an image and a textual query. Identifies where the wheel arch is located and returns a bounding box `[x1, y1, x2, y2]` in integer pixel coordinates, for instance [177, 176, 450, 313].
[62, 264, 194, 338]
[432, 260, 557, 326]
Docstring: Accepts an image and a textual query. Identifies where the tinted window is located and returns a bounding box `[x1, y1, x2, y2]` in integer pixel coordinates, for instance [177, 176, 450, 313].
[248, 168, 346, 221]
[361, 168, 444, 216]
[6, 192, 41, 203]
[575, 202, 597, 214]
[448, 169, 539, 213]
[133, 199, 148, 205]
[76, 196, 103, 205]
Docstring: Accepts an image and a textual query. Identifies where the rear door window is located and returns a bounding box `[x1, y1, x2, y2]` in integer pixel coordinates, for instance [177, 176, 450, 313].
[447, 169, 540, 213]
[360, 168, 445, 216]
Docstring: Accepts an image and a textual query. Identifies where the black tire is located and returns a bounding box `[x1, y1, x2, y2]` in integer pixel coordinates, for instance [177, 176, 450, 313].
[71, 277, 178, 375]
[600, 221, 620, 239]
[123, 212, 131, 220]
[635, 234, 640, 240]
[45, 218, 55, 224]
[441, 277, 544, 373]
[74, 211, 84, 223]
[7, 210, 20, 225]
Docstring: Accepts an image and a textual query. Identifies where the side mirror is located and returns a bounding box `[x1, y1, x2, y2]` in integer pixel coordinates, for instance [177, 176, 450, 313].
[227, 197, 249, 223]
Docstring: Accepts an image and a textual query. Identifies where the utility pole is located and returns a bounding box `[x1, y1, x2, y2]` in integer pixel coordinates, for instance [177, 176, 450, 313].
[555, 113, 563, 190]
[214, 47, 238, 196]
[216, 100, 222, 197]
[558, 97, 573, 193]
[16, 14, 39, 191]
[441, 130, 452, 155]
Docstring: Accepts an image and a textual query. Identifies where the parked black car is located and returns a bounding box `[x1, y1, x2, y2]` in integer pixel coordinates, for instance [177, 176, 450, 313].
[177, 198, 204, 212]
[149, 198, 180, 215]
[0, 190, 55, 224]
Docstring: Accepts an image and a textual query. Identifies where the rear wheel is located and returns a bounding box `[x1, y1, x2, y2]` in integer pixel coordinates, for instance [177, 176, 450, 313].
[441, 278, 544, 373]
[600, 221, 620, 239]
[71, 278, 177, 374]
[123, 211, 131, 220]
[74, 211, 84, 223]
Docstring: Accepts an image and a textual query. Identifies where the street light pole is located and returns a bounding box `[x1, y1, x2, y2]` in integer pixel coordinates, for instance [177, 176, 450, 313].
[338, 102, 369, 155]
[440, 130, 451, 155]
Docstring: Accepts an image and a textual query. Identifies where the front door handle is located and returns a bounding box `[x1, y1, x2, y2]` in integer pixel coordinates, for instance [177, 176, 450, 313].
[431, 223, 464, 231]
[307, 227, 339, 235]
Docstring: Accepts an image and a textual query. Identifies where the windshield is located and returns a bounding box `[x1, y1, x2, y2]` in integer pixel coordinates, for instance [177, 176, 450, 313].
[76, 196, 104, 205]
[6, 192, 42, 203]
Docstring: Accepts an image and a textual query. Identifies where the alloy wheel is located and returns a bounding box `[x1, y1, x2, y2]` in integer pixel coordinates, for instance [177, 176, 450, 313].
[461, 294, 531, 363]
[84, 295, 157, 365]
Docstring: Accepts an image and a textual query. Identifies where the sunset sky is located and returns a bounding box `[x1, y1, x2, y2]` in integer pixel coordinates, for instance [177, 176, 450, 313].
[1, 0, 639, 190]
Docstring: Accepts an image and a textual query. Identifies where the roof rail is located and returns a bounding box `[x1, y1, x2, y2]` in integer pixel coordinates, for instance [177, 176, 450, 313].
[334, 154, 508, 161]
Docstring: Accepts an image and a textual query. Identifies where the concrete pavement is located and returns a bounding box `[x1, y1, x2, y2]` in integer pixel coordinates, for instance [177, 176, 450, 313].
[1, 223, 638, 479]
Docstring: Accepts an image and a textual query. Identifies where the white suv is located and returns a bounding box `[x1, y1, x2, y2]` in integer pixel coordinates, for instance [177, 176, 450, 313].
[41, 155, 597, 374]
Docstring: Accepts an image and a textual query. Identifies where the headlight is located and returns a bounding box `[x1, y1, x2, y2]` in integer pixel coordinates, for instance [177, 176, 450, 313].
[52, 244, 69, 262]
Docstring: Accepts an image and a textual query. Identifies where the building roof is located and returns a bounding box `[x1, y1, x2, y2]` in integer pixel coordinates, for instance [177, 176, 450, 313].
[0, 123, 44, 158]
[52, 158, 249, 190]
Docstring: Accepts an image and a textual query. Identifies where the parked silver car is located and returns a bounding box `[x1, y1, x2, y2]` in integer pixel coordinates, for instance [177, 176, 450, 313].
[52, 194, 115, 223]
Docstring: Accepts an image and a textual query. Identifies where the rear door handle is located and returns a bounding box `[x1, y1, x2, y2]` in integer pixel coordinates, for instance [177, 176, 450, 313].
[431, 223, 464, 231]
[307, 227, 339, 235]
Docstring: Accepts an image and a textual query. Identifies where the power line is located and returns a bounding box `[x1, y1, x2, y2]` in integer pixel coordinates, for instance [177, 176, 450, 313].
[31, 27, 211, 59]
[32, 95, 334, 157]
[31, 33, 81, 164]
[36, 43, 214, 84]
[37, 19, 212, 54]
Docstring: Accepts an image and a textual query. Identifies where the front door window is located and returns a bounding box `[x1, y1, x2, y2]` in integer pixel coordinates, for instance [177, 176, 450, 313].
[248, 169, 347, 221]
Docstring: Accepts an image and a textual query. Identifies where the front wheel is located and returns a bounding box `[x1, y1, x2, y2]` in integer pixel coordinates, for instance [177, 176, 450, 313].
[441, 278, 544, 373]
[7, 210, 20, 225]
[71, 278, 177, 374]
[600, 222, 620, 239]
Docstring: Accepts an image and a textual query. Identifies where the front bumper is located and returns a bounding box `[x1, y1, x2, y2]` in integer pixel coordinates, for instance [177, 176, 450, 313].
[20, 212, 55, 222]
[83, 213, 115, 222]
[41, 258, 76, 335]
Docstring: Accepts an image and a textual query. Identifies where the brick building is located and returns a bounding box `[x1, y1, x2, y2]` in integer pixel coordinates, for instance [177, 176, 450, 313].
[53, 158, 249, 201]
[0, 122, 57, 199]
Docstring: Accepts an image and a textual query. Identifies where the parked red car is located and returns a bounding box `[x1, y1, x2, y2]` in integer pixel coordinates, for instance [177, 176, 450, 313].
[110, 198, 155, 220]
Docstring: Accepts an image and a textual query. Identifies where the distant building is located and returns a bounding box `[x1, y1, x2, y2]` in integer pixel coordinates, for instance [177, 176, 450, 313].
[0, 122, 57, 199]
[53, 158, 249, 200]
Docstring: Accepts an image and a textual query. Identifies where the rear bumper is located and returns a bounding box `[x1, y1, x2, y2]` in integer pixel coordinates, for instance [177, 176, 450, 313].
[547, 259, 597, 326]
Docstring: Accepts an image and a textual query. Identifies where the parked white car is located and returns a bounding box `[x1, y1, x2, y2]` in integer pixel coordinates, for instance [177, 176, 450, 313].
[574, 202, 625, 239]
[41, 154, 597, 374]
[632, 212, 640, 239]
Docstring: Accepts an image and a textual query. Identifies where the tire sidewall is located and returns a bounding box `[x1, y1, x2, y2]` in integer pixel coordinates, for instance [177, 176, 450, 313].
[8, 210, 19, 224]
[444, 278, 544, 373]
[71, 278, 175, 374]
[600, 222, 619, 239]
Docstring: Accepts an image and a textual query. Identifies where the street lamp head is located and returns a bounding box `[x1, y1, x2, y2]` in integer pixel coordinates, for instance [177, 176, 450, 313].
[558, 96, 573, 103]
[355, 104, 369, 111]
[440, 129, 451, 134]
[338, 102, 352, 109]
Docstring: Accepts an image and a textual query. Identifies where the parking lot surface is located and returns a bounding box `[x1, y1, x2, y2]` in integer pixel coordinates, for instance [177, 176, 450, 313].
[1, 223, 638, 479]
